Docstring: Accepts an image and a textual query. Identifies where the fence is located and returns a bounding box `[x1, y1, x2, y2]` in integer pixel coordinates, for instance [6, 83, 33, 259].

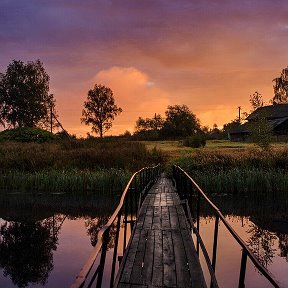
[70, 164, 160, 288]
[173, 165, 280, 288]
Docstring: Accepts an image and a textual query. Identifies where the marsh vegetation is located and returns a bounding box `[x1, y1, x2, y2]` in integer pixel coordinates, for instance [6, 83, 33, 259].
[0, 139, 164, 192]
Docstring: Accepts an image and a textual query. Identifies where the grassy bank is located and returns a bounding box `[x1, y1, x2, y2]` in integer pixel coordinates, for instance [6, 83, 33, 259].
[170, 147, 288, 195]
[0, 169, 131, 193]
[0, 140, 165, 193]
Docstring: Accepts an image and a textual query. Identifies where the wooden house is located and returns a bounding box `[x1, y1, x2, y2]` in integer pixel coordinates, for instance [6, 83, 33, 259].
[229, 104, 288, 141]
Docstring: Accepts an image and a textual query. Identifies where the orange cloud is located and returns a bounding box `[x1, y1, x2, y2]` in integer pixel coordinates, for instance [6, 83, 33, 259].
[91, 66, 170, 135]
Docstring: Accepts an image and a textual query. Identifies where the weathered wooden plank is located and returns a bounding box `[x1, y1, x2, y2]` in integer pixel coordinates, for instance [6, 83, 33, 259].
[181, 229, 207, 287]
[130, 229, 148, 284]
[119, 229, 141, 284]
[117, 283, 130, 288]
[136, 204, 148, 230]
[169, 205, 179, 229]
[176, 203, 189, 230]
[151, 229, 163, 286]
[151, 206, 161, 230]
[161, 206, 170, 229]
[142, 229, 154, 285]
[142, 206, 153, 230]
[172, 229, 191, 287]
[163, 229, 176, 287]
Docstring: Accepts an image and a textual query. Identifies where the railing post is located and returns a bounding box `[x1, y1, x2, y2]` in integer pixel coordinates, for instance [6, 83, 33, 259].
[238, 250, 248, 288]
[130, 183, 134, 232]
[96, 227, 110, 288]
[211, 214, 219, 287]
[140, 170, 143, 192]
[123, 197, 128, 254]
[110, 213, 121, 288]
[196, 190, 200, 255]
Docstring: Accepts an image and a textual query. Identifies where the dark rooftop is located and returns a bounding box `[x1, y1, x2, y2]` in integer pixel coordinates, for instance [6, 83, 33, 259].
[247, 104, 288, 121]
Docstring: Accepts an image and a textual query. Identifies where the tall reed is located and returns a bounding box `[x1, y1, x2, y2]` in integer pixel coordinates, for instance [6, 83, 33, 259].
[170, 148, 288, 195]
[0, 169, 131, 193]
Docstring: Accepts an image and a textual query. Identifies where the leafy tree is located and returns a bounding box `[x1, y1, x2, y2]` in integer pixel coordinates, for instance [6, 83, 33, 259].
[81, 84, 122, 138]
[0, 60, 56, 129]
[223, 118, 241, 139]
[272, 67, 288, 104]
[135, 113, 164, 132]
[249, 109, 272, 151]
[250, 91, 264, 111]
[161, 105, 200, 138]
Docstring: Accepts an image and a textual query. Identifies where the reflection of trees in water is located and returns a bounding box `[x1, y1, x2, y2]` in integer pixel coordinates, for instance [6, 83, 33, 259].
[85, 216, 117, 249]
[0, 215, 66, 287]
[246, 223, 277, 267]
[278, 234, 288, 261]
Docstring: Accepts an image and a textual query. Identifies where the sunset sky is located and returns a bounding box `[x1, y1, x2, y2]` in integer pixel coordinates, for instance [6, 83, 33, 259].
[1, 0, 288, 136]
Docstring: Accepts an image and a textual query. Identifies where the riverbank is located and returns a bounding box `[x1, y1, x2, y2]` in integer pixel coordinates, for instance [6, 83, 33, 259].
[0, 139, 165, 193]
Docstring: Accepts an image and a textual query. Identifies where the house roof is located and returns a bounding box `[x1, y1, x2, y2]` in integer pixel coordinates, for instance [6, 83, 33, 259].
[229, 117, 288, 134]
[247, 104, 288, 121]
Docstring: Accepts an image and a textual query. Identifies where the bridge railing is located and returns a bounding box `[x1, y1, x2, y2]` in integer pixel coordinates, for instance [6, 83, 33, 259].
[70, 164, 160, 288]
[173, 165, 281, 288]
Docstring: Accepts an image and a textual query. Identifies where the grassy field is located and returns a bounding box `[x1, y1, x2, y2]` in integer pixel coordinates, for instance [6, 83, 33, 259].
[143, 139, 288, 159]
[143, 140, 288, 195]
[143, 140, 253, 160]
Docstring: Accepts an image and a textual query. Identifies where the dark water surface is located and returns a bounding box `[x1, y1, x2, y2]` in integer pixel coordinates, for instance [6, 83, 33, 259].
[0, 193, 120, 288]
[0, 192, 287, 287]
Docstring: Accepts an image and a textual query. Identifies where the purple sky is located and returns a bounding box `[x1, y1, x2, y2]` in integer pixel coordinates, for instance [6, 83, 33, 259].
[1, 0, 288, 136]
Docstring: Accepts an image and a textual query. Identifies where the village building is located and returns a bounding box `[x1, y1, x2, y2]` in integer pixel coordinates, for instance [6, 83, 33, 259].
[229, 104, 288, 141]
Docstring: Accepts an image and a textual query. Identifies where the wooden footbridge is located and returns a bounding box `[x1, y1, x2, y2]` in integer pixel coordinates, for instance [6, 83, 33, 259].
[71, 165, 281, 288]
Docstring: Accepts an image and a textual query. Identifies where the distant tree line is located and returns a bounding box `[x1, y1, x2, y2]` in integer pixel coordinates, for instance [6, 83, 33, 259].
[133, 105, 202, 140]
[1, 59, 288, 142]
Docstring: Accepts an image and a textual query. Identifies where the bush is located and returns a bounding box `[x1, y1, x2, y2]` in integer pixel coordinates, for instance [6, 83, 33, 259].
[0, 127, 55, 143]
[183, 134, 206, 148]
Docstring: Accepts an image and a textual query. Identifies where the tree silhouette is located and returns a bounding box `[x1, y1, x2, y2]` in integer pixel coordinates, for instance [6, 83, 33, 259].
[0, 60, 57, 129]
[278, 233, 288, 262]
[85, 216, 117, 250]
[161, 105, 200, 138]
[0, 215, 66, 287]
[272, 67, 288, 104]
[246, 223, 277, 267]
[81, 84, 122, 138]
[249, 91, 264, 111]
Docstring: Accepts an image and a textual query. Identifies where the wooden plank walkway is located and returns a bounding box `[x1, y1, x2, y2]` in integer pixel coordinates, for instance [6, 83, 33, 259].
[116, 174, 207, 288]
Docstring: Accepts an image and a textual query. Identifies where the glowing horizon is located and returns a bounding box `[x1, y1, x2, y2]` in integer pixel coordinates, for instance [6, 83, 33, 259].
[1, 1, 287, 137]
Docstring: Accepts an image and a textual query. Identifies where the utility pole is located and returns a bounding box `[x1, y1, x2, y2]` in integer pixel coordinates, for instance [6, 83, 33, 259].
[50, 105, 53, 133]
[238, 106, 241, 122]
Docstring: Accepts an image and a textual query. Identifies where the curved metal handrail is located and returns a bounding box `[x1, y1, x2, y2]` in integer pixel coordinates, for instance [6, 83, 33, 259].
[71, 164, 160, 288]
[173, 165, 281, 288]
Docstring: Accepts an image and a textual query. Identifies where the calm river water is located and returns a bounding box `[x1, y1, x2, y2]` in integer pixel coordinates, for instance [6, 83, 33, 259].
[0, 192, 287, 287]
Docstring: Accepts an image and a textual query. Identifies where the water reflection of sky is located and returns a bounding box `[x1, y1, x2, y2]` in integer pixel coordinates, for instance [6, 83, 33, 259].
[0, 217, 95, 288]
[197, 216, 288, 288]
[0, 194, 287, 287]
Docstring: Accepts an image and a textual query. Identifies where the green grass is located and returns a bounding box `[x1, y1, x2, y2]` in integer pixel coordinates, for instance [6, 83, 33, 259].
[165, 140, 288, 195]
[0, 169, 131, 193]
[0, 140, 165, 172]
[0, 140, 165, 193]
[2, 138, 288, 195]
[142, 140, 254, 160]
